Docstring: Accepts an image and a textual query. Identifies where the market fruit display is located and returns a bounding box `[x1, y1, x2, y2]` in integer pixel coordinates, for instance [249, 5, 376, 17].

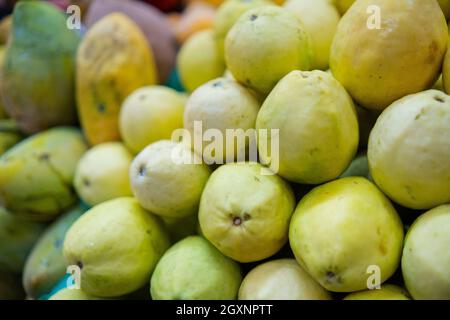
[256, 70, 358, 184]
[368, 90, 450, 209]
[225, 5, 311, 94]
[0, 2, 80, 133]
[330, 0, 448, 110]
[238, 259, 331, 300]
[150, 236, 242, 300]
[77, 12, 157, 145]
[289, 177, 404, 292]
[0, 0, 449, 302]
[401, 204, 450, 300]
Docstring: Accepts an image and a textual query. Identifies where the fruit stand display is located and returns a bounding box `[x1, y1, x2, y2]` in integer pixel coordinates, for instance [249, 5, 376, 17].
[0, 0, 449, 302]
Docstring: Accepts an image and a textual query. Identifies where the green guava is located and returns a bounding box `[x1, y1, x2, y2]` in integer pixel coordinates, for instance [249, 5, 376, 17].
[344, 284, 410, 300]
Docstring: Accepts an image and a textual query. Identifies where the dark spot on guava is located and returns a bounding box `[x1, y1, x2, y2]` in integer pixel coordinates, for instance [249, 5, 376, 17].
[243, 213, 251, 221]
[97, 103, 106, 113]
[233, 216, 242, 226]
[138, 164, 147, 177]
[379, 242, 387, 255]
[39, 153, 50, 161]
[83, 178, 90, 187]
[300, 73, 309, 79]
[76, 261, 83, 269]
[139, 94, 147, 101]
[435, 96, 445, 103]
[245, 78, 252, 85]
[326, 271, 335, 279]
[250, 14, 258, 21]
[254, 176, 260, 182]
[212, 81, 222, 87]
[146, 229, 151, 235]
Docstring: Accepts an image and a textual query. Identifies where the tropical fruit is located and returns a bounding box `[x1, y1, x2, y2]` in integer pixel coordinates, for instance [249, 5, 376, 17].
[130, 140, 211, 218]
[238, 259, 331, 300]
[368, 90, 450, 209]
[284, 0, 340, 70]
[213, 0, 272, 56]
[23, 204, 87, 299]
[0, 127, 87, 221]
[0, 1, 80, 133]
[0, 119, 21, 156]
[256, 70, 358, 184]
[74, 142, 133, 206]
[402, 204, 450, 300]
[77, 13, 157, 145]
[177, 30, 225, 92]
[225, 5, 311, 95]
[344, 284, 410, 300]
[49, 288, 102, 300]
[119, 86, 186, 154]
[184, 77, 260, 163]
[199, 162, 295, 263]
[150, 236, 242, 300]
[330, 0, 447, 110]
[289, 177, 404, 292]
[0, 207, 45, 274]
[63, 198, 170, 297]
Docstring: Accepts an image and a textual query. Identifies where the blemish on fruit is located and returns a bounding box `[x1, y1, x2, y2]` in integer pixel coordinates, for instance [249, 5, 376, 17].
[233, 216, 242, 226]
[250, 14, 258, 21]
[138, 164, 147, 177]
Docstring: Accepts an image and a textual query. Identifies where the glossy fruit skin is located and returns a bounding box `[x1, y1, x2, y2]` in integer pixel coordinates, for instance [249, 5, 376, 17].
[0, 2, 80, 133]
[77, 13, 157, 145]
[330, 0, 447, 111]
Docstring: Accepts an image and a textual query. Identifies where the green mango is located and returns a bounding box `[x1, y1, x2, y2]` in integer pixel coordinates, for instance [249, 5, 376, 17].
[0, 272, 25, 300]
[0, 127, 88, 221]
[0, 206, 45, 274]
[23, 203, 87, 299]
[0, 1, 80, 134]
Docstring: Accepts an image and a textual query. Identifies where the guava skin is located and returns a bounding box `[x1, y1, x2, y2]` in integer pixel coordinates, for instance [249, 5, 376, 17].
[344, 284, 410, 300]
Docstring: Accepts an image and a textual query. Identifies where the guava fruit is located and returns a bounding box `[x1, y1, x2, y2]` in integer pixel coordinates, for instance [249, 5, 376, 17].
[85, 0, 177, 83]
[0, 1, 80, 133]
[130, 140, 211, 218]
[239, 259, 330, 300]
[0, 272, 24, 300]
[150, 236, 242, 300]
[225, 5, 311, 95]
[368, 90, 450, 209]
[119, 86, 186, 154]
[283, 0, 340, 70]
[256, 70, 358, 184]
[0, 207, 45, 274]
[22, 204, 87, 299]
[177, 30, 226, 92]
[401, 204, 450, 300]
[49, 288, 102, 300]
[161, 215, 199, 243]
[74, 142, 133, 206]
[330, 0, 447, 111]
[199, 162, 295, 263]
[0, 119, 21, 156]
[213, 0, 273, 56]
[289, 177, 404, 292]
[184, 77, 260, 163]
[340, 153, 369, 179]
[344, 284, 410, 300]
[77, 13, 157, 145]
[0, 127, 87, 221]
[63, 197, 170, 297]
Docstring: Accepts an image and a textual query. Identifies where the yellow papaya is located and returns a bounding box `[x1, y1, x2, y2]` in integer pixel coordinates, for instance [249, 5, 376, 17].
[76, 13, 158, 145]
[0, 2, 80, 133]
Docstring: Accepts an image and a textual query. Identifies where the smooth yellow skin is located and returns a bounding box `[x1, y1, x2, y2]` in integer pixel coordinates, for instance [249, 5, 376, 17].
[178, 30, 225, 92]
[239, 259, 331, 300]
[368, 90, 450, 210]
[330, 0, 448, 111]
[225, 6, 311, 95]
[199, 162, 295, 263]
[289, 177, 404, 292]
[344, 285, 410, 300]
[284, 0, 340, 70]
[49, 288, 102, 300]
[0, 127, 87, 221]
[213, 0, 273, 56]
[119, 86, 186, 154]
[184, 77, 260, 163]
[256, 70, 358, 184]
[402, 204, 450, 300]
[151, 236, 242, 300]
[130, 140, 211, 218]
[63, 198, 170, 297]
[74, 142, 133, 206]
[77, 13, 157, 145]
